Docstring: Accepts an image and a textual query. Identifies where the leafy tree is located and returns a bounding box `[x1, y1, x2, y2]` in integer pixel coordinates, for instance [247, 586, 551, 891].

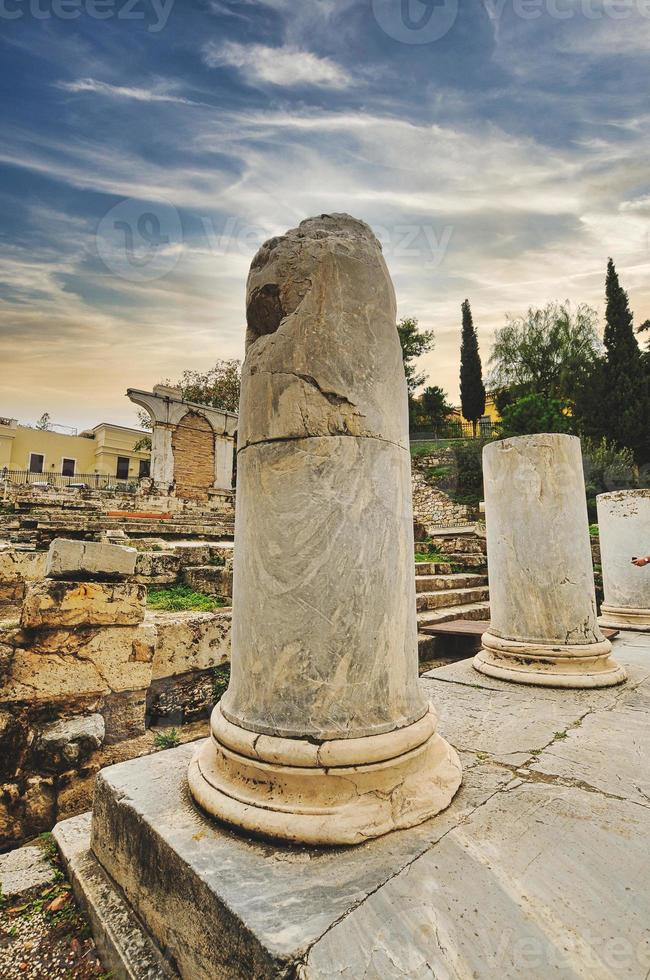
[397, 317, 435, 396]
[35, 412, 51, 431]
[488, 302, 601, 406]
[459, 300, 486, 436]
[420, 385, 454, 427]
[137, 359, 241, 430]
[499, 393, 574, 439]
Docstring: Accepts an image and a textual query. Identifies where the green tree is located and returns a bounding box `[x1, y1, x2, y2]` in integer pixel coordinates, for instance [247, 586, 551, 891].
[420, 385, 454, 427]
[137, 359, 241, 430]
[488, 302, 601, 405]
[576, 261, 649, 462]
[397, 317, 435, 396]
[499, 393, 574, 439]
[35, 412, 51, 431]
[459, 300, 486, 436]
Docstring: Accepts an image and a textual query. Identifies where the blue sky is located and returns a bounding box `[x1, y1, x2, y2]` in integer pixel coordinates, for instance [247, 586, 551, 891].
[1, 0, 649, 429]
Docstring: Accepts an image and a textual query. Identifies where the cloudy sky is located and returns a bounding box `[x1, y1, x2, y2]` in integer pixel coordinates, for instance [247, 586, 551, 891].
[1, 0, 649, 430]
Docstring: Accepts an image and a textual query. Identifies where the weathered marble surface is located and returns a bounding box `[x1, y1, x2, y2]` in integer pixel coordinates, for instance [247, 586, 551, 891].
[224, 435, 422, 738]
[598, 490, 650, 630]
[60, 633, 650, 978]
[475, 434, 626, 687]
[189, 213, 460, 844]
[239, 213, 407, 451]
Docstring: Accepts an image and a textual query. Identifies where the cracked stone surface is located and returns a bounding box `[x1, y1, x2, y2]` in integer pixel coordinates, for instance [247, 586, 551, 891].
[56, 633, 650, 978]
[225, 213, 422, 740]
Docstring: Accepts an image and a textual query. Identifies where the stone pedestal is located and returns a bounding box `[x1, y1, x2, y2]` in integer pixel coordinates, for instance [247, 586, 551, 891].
[598, 490, 650, 631]
[188, 213, 461, 845]
[474, 433, 626, 688]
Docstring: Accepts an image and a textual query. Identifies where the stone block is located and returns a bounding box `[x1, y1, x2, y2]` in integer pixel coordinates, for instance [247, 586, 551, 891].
[0, 844, 57, 900]
[134, 550, 181, 584]
[46, 538, 137, 580]
[4, 625, 154, 703]
[56, 765, 100, 821]
[182, 565, 232, 597]
[147, 670, 216, 724]
[151, 610, 231, 680]
[0, 548, 47, 583]
[35, 713, 105, 772]
[171, 542, 211, 567]
[102, 689, 148, 743]
[21, 580, 146, 628]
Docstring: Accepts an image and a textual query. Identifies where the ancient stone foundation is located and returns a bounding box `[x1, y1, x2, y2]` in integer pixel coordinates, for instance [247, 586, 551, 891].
[474, 433, 626, 688]
[188, 213, 461, 845]
[597, 489, 650, 631]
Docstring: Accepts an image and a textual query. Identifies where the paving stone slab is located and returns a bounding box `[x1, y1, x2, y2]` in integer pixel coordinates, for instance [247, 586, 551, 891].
[0, 843, 55, 899]
[53, 642, 650, 978]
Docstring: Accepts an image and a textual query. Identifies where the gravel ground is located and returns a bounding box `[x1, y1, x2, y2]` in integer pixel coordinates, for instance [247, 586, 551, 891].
[0, 871, 106, 978]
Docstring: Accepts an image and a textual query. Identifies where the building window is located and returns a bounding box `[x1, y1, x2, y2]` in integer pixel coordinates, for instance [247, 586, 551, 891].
[62, 458, 76, 477]
[29, 453, 44, 474]
[116, 457, 130, 479]
[139, 459, 150, 478]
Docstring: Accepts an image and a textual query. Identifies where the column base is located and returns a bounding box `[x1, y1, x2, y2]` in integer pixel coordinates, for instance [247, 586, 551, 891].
[473, 631, 627, 689]
[188, 705, 462, 847]
[599, 604, 650, 633]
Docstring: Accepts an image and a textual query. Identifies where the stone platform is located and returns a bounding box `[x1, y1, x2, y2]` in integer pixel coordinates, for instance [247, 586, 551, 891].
[54, 632, 650, 978]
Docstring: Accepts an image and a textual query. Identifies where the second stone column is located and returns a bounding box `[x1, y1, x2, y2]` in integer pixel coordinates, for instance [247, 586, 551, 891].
[188, 214, 461, 846]
[474, 433, 626, 688]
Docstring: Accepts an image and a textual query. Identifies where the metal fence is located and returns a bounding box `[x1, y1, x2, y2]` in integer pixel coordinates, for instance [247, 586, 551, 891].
[410, 421, 499, 442]
[1, 470, 139, 492]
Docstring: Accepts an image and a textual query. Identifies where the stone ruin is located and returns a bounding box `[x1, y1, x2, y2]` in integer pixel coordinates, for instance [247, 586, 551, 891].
[3, 214, 648, 979]
[0, 537, 232, 848]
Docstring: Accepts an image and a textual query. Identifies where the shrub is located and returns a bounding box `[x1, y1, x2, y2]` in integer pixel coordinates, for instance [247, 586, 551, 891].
[451, 439, 490, 504]
[582, 437, 637, 521]
[499, 393, 573, 439]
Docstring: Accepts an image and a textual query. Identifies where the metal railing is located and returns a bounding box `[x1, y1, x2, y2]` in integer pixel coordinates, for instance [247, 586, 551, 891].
[1, 470, 139, 492]
[410, 421, 499, 442]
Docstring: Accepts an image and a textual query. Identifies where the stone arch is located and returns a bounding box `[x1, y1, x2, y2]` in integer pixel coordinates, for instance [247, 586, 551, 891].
[172, 411, 215, 500]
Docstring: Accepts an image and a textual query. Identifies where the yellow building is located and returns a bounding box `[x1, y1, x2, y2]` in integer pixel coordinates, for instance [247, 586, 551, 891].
[450, 395, 501, 427]
[0, 417, 150, 483]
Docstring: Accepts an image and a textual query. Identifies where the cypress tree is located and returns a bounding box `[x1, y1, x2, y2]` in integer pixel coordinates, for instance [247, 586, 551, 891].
[600, 259, 649, 462]
[459, 299, 486, 436]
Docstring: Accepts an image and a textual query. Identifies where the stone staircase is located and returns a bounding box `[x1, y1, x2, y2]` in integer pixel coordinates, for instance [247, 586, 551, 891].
[414, 531, 489, 662]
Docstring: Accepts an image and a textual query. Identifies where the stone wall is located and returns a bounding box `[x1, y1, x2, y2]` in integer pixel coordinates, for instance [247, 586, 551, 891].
[172, 412, 216, 501]
[0, 539, 232, 849]
[411, 451, 477, 529]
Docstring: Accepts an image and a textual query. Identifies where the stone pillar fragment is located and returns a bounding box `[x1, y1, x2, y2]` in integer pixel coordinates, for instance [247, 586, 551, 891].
[474, 434, 626, 688]
[597, 490, 650, 631]
[188, 213, 461, 845]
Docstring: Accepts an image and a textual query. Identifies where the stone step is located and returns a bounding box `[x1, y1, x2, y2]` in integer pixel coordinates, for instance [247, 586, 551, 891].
[417, 600, 490, 627]
[429, 537, 487, 555]
[446, 553, 488, 569]
[413, 561, 452, 576]
[415, 573, 487, 594]
[416, 586, 489, 612]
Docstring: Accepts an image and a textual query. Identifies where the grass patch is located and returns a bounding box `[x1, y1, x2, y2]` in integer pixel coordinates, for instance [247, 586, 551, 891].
[589, 524, 599, 537]
[154, 728, 181, 750]
[147, 585, 226, 612]
[212, 663, 231, 702]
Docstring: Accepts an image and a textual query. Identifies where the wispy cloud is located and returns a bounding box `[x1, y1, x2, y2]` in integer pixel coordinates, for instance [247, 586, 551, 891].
[202, 42, 352, 89]
[56, 78, 202, 106]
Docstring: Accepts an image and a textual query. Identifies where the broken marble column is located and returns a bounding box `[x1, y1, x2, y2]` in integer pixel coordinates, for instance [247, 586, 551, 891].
[474, 433, 626, 688]
[597, 490, 650, 631]
[188, 213, 461, 845]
